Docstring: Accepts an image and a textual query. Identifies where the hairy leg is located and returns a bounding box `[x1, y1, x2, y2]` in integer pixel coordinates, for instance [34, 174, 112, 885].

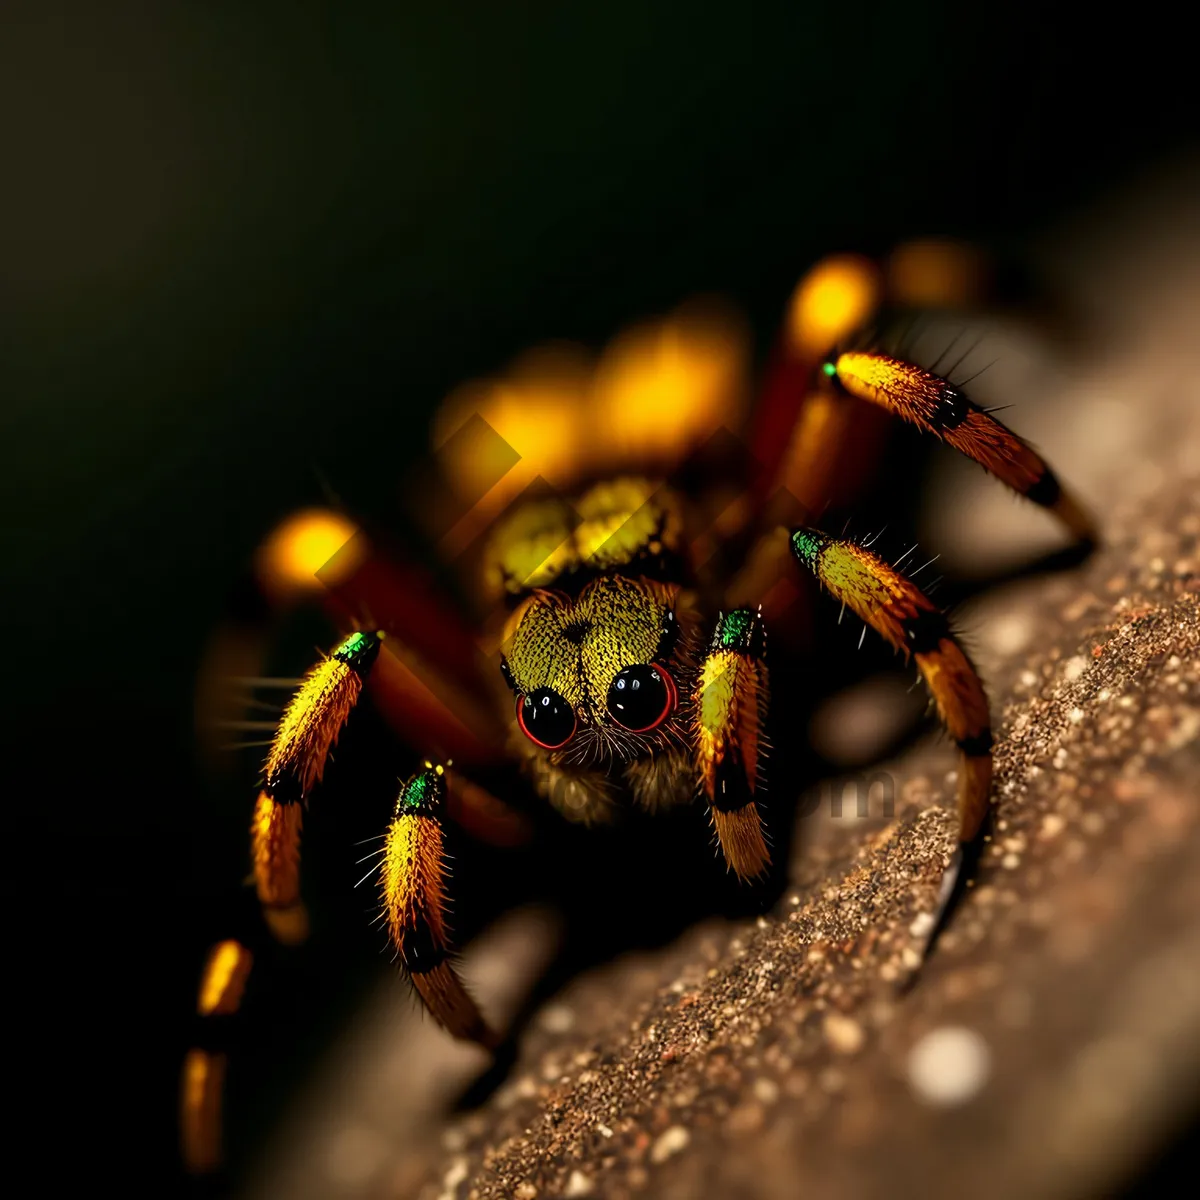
[825, 351, 1097, 543]
[791, 529, 992, 844]
[251, 630, 384, 943]
[693, 607, 771, 879]
[381, 764, 498, 1046]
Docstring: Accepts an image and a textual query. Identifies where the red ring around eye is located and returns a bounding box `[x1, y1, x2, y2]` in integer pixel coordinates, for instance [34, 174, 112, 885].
[660, 666, 678, 719]
[607, 664, 677, 732]
[515, 691, 576, 750]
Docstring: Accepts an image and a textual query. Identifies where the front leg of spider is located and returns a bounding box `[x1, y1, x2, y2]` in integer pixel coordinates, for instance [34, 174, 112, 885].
[253, 630, 385, 944]
[790, 529, 994, 956]
[693, 607, 771, 880]
[382, 763, 499, 1048]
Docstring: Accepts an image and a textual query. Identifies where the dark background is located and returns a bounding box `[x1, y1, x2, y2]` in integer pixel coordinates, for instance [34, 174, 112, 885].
[3, 3, 1196, 1193]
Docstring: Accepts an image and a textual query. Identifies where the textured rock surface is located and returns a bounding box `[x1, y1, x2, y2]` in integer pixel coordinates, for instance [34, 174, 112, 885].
[246, 168, 1200, 1200]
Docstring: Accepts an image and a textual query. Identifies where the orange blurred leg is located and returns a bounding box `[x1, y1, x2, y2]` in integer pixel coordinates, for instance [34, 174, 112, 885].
[180, 938, 255, 1175]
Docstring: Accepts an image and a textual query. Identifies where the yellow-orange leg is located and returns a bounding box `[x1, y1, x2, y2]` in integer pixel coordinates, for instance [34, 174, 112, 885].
[748, 255, 886, 524]
[791, 528, 993, 844]
[693, 608, 771, 880]
[252, 630, 384, 943]
[826, 351, 1097, 544]
[180, 939, 255, 1174]
[182, 631, 384, 1174]
[382, 765, 497, 1047]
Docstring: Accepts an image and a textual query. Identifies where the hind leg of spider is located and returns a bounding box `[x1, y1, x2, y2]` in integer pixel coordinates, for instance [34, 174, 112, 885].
[693, 607, 771, 880]
[790, 529, 993, 954]
[250, 630, 385, 943]
[382, 763, 498, 1047]
[181, 917, 258, 1176]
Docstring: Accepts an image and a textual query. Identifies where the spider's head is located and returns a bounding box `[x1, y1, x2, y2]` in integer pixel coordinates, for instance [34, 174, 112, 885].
[499, 574, 684, 765]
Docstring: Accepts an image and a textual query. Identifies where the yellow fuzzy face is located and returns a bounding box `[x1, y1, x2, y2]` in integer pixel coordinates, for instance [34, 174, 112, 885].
[503, 575, 678, 726]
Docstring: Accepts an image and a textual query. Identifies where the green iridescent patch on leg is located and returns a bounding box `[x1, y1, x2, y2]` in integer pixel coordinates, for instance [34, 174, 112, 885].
[395, 767, 446, 817]
[790, 528, 827, 570]
[712, 607, 763, 656]
[333, 630, 385, 675]
[718, 608, 752, 648]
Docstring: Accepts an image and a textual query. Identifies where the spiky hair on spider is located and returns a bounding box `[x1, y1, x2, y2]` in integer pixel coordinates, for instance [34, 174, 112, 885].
[182, 246, 1097, 1178]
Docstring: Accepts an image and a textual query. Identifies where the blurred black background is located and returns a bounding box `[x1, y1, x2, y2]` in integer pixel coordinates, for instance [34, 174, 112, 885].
[3, 3, 1196, 1193]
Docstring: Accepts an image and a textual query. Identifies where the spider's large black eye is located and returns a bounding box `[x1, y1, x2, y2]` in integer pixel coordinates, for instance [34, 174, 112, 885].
[516, 688, 576, 749]
[606, 665, 676, 732]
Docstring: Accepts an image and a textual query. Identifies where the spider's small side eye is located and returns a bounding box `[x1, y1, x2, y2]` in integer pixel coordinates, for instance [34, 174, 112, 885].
[657, 607, 680, 659]
[516, 688, 576, 749]
[607, 664, 676, 732]
[499, 655, 517, 693]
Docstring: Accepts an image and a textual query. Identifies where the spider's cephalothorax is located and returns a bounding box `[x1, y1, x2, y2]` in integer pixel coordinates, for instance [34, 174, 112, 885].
[182, 250, 1098, 1176]
[488, 477, 768, 877]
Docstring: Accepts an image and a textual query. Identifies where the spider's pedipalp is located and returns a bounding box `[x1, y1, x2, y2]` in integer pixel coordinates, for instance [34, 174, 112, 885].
[693, 607, 771, 880]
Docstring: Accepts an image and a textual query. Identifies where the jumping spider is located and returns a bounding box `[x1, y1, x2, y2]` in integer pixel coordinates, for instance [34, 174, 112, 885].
[182, 248, 1095, 1175]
